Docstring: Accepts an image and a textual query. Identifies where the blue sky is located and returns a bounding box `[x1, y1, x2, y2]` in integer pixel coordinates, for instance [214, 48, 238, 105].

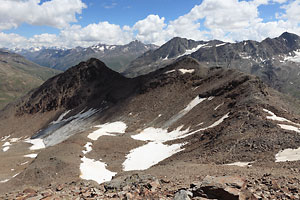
[0, 0, 299, 49]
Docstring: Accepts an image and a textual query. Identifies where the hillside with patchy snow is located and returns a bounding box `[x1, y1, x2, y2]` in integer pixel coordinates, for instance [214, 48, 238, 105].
[0, 56, 299, 198]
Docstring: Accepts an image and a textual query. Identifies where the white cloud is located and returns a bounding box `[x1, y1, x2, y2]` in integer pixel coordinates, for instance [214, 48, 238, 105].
[272, 0, 289, 3]
[1, 0, 300, 49]
[0, 32, 27, 48]
[280, 0, 300, 23]
[60, 22, 133, 47]
[0, 0, 86, 30]
[0, 22, 133, 49]
[133, 15, 167, 45]
[129, 0, 298, 45]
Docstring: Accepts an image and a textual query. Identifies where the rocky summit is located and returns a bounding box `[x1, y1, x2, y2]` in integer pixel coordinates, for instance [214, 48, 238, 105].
[0, 55, 300, 199]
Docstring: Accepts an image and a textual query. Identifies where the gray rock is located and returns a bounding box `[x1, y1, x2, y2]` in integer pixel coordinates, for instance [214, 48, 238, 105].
[174, 190, 192, 200]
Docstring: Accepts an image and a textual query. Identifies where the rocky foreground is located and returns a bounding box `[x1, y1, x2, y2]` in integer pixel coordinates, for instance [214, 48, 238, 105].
[2, 172, 300, 200]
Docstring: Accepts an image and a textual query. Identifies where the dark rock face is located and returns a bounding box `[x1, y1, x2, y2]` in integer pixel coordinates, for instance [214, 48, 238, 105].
[16, 58, 136, 114]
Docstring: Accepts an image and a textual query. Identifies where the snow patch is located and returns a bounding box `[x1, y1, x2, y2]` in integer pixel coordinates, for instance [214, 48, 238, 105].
[187, 113, 230, 135]
[12, 173, 20, 178]
[163, 55, 169, 60]
[214, 102, 224, 110]
[163, 96, 207, 127]
[216, 43, 227, 47]
[24, 154, 38, 158]
[2, 142, 11, 152]
[193, 86, 200, 91]
[20, 161, 29, 165]
[183, 96, 206, 112]
[24, 138, 45, 150]
[0, 179, 9, 183]
[208, 96, 215, 101]
[10, 137, 21, 143]
[41, 108, 98, 147]
[87, 121, 127, 141]
[284, 50, 300, 63]
[197, 122, 204, 127]
[275, 147, 300, 162]
[123, 142, 184, 171]
[3, 142, 10, 146]
[80, 156, 116, 184]
[2, 146, 10, 152]
[200, 113, 230, 131]
[263, 109, 292, 123]
[98, 46, 105, 52]
[108, 45, 116, 50]
[1, 135, 10, 141]
[165, 69, 176, 74]
[132, 126, 189, 142]
[51, 110, 71, 124]
[278, 124, 300, 133]
[177, 44, 207, 58]
[225, 162, 253, 167]
[239, 53, 251, 60]
[179, 69, 195, 74]
[82, 142, 93, 154]
[263, 109, 300, 131]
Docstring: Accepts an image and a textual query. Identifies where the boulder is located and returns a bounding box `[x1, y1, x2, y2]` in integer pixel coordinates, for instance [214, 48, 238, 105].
[174, 190, 193, 200]
[191, 176, 256, 200]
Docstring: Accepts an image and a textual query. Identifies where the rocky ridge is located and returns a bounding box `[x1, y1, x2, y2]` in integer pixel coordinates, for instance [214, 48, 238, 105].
[0, 57, 299, 198]
[123, 32, 300, 99]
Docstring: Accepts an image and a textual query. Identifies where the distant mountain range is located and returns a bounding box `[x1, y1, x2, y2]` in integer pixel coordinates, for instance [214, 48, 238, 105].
[0, 49, 60, 109]
[122, 32, 300, 99]
[121, 37, 223, 76]
[15, 41, 158, 72]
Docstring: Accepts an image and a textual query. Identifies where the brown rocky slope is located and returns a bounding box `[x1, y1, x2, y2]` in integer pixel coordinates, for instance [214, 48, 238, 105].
[0, 57, 299, 199]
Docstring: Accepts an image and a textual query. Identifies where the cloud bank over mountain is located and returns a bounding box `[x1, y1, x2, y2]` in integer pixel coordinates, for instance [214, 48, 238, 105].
[1, 0, 300, 49]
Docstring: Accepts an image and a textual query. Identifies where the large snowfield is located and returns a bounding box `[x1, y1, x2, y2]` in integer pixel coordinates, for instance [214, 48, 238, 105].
[123, 142, 184, 171]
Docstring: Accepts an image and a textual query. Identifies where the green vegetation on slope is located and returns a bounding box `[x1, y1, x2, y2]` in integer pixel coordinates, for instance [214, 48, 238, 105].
[0, 50, 61, 109]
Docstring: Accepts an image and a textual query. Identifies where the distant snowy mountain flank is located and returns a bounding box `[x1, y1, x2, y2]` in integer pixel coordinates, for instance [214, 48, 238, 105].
[16, 41, 158, 72]
[123, 32, 300, 99]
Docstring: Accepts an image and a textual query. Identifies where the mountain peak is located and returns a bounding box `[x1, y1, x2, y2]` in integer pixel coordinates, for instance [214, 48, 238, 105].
[67, 58, 118, 81]
[128, 40, 142, 45]
[279, 32, 300, 43]
[16, 58, 128, 114]
[168, 37, 188, 43]
[279, 31, 299, 39]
